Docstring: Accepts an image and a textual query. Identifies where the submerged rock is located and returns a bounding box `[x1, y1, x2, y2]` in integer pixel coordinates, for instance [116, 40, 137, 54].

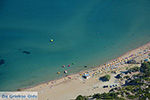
[22, 51, 31, 54]
[0, 59, 5, 66]
[84, 66, 87, 68]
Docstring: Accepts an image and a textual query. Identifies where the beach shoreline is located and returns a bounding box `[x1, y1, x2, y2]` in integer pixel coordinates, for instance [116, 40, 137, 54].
[20, 41, 150, 90]
[21, 42, 150, 100]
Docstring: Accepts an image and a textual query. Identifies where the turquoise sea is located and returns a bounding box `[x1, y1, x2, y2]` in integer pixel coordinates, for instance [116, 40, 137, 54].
[0, 0, 150, 90]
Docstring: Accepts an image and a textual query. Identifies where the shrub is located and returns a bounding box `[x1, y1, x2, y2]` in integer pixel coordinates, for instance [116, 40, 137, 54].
[124, 76, 129, 79]
[126, 60, 137, 64]
[109, 92, 118, 99]
[17, 89, 21, 91]
[100, 93, 112, 99]
[125, 86, 133, 91]
[100, 75, 110, 81]
[117, 97, 126, 100]
[94, 92, 118, 99]
[115, 74, 122, 79]
[145, 93, 150, 99]
[126, 95, 137, 99]
[140, 62, 150, 76]
[75, 95, 88, 100]
[93, 93, 101, 99]
[128, 66, 140, 72]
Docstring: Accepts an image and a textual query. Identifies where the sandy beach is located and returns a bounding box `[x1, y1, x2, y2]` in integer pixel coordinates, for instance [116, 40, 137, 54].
[22, 42, 150, 100]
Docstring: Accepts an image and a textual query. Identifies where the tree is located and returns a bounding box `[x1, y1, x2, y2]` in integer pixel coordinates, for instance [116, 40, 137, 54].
[100, 75, 111, 82]
[140, 62, 150, 76]
[128, 66, 140, 72]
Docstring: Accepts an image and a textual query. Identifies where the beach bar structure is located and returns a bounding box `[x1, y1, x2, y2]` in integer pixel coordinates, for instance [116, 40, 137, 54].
[82, 73, 90, 79]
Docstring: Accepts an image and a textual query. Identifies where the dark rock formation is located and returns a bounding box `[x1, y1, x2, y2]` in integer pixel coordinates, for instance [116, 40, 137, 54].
[22, 51, 31, 54]
[84, 66, 87, 68]
[0, 59, 5, 66]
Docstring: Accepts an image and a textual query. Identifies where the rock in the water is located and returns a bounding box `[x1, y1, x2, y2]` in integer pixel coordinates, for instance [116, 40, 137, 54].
[84, 66, 87, 68]
[22, 51, 31, 54]
[0, 59, 5, 66]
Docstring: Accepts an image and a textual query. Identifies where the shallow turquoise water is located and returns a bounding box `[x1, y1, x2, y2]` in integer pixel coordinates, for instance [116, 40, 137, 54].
[0, 0, 150, 90]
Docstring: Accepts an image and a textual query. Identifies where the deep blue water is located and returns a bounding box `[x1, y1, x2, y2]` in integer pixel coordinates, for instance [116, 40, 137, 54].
[0, 0, 150, 90]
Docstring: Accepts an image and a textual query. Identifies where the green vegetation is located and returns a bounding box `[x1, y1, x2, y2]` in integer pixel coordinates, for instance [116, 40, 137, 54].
[92, 92, 125, 100]
[92, 93, 101, 99]
[140, 62, 150, 76]
[100, 74, 111, 81]
[17, 89, 21, 91]
[124, 75, 129, 79]
[126, 67, 129, 70]
[128, 66, 140, 72]
[126, 95, 137, 99]
[75, 62, 150, 100]
[75, 95, 88, 100]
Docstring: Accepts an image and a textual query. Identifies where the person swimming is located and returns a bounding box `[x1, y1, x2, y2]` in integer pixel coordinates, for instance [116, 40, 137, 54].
[48, 32, 55, 43]
[50, 39, 54, 42]
[62, 65, 65, 68]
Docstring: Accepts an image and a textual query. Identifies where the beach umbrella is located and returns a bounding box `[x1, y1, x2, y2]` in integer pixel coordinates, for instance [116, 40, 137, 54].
[64, 70, 67, 74]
